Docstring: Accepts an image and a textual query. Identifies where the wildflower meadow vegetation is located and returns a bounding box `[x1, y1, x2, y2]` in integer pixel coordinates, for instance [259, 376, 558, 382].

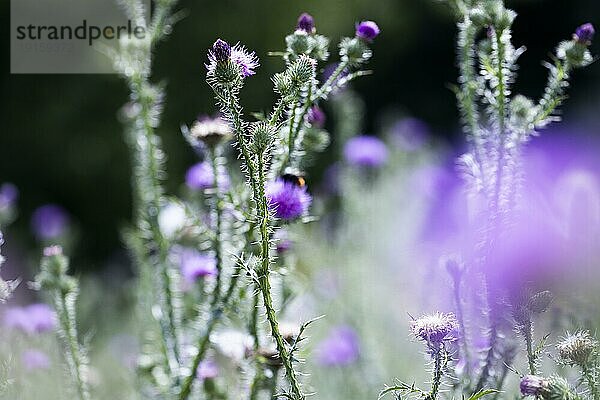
[1, 0, 599, 399]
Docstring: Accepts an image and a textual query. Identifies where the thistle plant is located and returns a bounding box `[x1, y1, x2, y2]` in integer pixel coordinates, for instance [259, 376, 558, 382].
[33, 246, 90, 400]
[437, 0, 595, 393]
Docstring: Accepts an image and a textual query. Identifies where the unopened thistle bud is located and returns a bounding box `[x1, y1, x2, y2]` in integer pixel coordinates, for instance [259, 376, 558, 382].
[574, 23, 595, 45]
[289, 54, 316, 85]
[211, 39, 232, 62]
[339, 37, 372, 65]
[527, 290, 553, 314]
[557, 331, 598, 367]
[249, 122, 276, 155]
[297, 13, 315, 34]
[35, 246, 76, 294]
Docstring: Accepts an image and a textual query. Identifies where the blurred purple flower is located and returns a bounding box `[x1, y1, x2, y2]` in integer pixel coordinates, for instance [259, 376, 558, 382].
[316, 326, 360, 367]
[520, 375, 547, 396]
[307, 106, 326, 128]
[197, 360, 219, 380]
[186, 162, 214, 190]
[5, 303, 57, 334]
[266, 179, 312, 221]
[344, 136, 388, 167]
[0, 183, 18, 209]
[178, 248, 217, 283]
[22, 349, 51, 370]
[31, 204, 70, 240]
[356, 21, 380, 41]
[274, 229, 293, 253]
[391, 118, 430, 152]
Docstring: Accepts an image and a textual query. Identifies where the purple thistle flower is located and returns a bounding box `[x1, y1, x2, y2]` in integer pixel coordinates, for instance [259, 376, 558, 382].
[31, 204, 70, 240]
[307, 106, 326, 128]
[266, 179, 312, 221]
[391, 117, 430, 152]
[231, 44, 259, 78]
[4, 303, 57, 335]
[520, 375, 548, 396]
[197, 360, 219, 380]
[178, 248, 217, 283]
[344, 135, 388, 168]
[185, 162, 214, 190]
[22, 349, 51, 371]
[0, 183, 18, 209]
[206, 40, 259, 78]
[356, 21, 380, 41]
[316, 326, 360, 367]
[211, 39, 231, 62]
[411, 312, 459, 347]
[575, 23, 595, 44]
[297, 13, 315, 34]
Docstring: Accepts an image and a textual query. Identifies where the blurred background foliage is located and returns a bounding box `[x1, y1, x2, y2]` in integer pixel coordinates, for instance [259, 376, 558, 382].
[1, 0, 599, 274]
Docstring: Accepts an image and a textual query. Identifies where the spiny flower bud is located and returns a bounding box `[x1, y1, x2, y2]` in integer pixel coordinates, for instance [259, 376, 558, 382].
[557, 331, 598, 367]
[35, 246, 76, 294]
[339, 37, 372, 65]
[527, 290, 553, 314]
[575, 23, 595, 45]
[273, 72, 293, 96]
[521, 375, 579, 400]
[288, 54, 316, 85]
[249, 121, 276, 155]
[297, 13, 315, 34]
[286, 32, 311, 56]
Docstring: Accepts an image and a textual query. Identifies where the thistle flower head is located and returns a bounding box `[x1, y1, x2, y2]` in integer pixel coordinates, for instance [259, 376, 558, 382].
[197, 360, 219, 380]
[575, 23, 595, 45]
[211, 39, 232, 62]
[557, 330, 598, 367]
[520, 375, 549, 397]
[297, 13, 315, 34]
[344, 135, 388, 168]
[356, 21, 380, 41]
[190, 116, 232, 147]
[206, 40, 259, 82]
[266, 178, 312, 221]
[410, 312, 459, 347]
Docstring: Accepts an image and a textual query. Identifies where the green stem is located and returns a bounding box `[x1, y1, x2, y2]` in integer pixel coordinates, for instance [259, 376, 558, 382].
[53, 290, 90, 400]
[178, 264, 242, 400]
[523, 321, 536, 375]
[256, 155, 303, 399]
[429, 348, 444, 400]
[209, 146, 224, 306]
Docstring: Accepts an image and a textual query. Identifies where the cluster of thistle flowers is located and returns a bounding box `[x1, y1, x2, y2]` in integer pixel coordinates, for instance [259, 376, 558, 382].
[520, 330, 600, 400]
[382, 0, 595, 399]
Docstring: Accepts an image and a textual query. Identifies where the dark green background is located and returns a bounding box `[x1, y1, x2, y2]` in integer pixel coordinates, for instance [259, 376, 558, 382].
[1, 0, 599, 271]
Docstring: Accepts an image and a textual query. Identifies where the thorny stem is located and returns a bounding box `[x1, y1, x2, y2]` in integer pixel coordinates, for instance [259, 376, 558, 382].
[533, 60, 572, 128]
[209, 146, 225, 306]
[475, 285, 500, 392]
[130, 74, 181, 377]
[53, 290, 90, 400]
[582, 364, 600, 400]
[451, 274, 470, 376]
[256, 154, 304, 399]
[179, 264, 242, 400]
[428, 346, 446, 400]
[287, 98, 299, 162]
[523, 321, 537, 375]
